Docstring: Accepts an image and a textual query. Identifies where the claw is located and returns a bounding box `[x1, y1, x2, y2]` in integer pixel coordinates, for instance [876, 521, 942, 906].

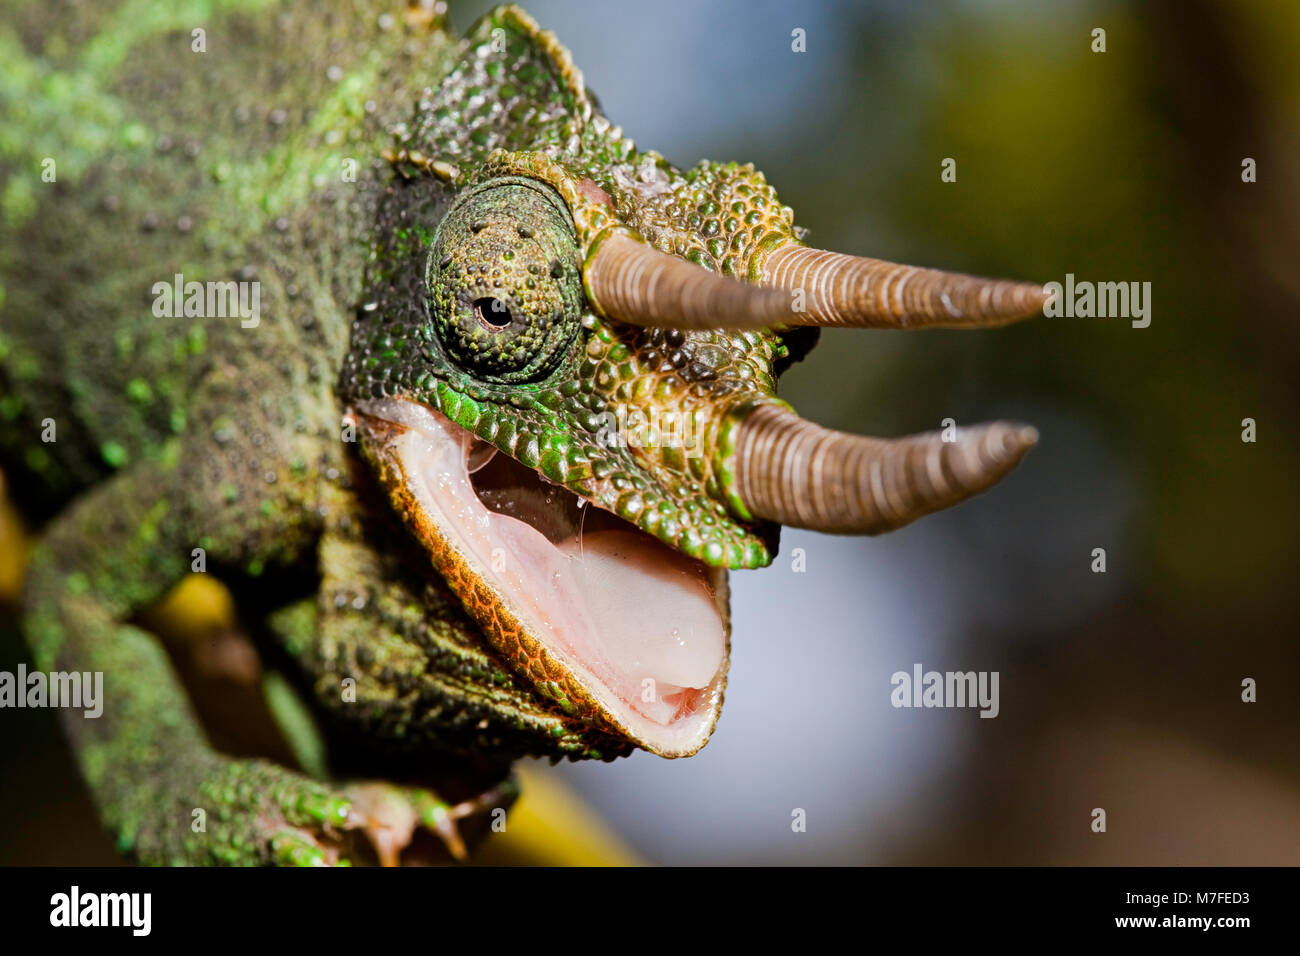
[346, 784, 419, 868]
[448, 776, 520, 822]
[415, 796, 467, 862]
[433, 776, 522, 860]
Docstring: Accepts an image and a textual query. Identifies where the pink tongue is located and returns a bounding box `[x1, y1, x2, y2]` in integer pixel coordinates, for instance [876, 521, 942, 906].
[557, 530, 724, 691]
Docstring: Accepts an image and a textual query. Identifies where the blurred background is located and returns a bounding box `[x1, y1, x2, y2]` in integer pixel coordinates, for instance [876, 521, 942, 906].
[3, 0, 1298, 864]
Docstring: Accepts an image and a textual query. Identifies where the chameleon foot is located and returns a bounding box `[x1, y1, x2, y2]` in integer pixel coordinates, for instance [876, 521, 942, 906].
[124, 756, 516, 866]
[345, 777, 519, 866]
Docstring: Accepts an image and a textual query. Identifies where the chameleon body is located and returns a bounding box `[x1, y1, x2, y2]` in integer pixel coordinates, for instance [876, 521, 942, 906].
[0, 1, 1041, 864]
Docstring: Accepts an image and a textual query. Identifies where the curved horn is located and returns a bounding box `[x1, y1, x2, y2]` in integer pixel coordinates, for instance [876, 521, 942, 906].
[585, 232, 793, 329]
[731, 404, 1037, 535]
[761, 243, 1050, 329]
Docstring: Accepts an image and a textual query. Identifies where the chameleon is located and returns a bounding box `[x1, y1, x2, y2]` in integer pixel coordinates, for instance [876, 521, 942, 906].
[0, 0, 1046, 865]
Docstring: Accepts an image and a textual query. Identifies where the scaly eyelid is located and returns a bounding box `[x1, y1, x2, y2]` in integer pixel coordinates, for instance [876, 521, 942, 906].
[425, 177, 586, 385]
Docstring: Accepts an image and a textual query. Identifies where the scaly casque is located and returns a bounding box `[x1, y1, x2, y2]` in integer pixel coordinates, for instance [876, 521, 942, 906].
[0, 1, 1045, 864]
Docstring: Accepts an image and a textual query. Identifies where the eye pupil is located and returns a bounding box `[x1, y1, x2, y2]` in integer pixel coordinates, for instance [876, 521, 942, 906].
[475, 297, 513, 328]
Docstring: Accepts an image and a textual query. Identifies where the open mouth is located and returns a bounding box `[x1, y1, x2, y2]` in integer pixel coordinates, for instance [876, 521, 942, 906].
[351, 398, 730, 757]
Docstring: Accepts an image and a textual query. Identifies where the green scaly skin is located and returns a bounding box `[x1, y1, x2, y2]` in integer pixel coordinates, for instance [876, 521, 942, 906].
[0, 1, 814, 864]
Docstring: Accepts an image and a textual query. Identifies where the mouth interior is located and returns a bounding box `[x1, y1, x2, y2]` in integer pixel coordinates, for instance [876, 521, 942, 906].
[358, 400, 727, 747]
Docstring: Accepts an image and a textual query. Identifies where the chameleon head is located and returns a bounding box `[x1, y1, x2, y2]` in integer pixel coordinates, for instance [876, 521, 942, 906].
[340, 5, 1047, 758]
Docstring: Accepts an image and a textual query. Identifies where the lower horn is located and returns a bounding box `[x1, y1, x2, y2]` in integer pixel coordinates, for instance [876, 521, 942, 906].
[732, 403, 1037, 534]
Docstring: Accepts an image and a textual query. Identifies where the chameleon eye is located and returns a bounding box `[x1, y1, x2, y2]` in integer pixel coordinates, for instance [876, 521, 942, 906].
[426, 177, 584, 383]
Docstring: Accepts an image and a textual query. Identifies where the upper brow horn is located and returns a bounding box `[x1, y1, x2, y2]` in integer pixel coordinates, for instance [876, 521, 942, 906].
[760, 243, 1050, 329]
[584, 232, 794, 329]
[584, 233, 1048, 331]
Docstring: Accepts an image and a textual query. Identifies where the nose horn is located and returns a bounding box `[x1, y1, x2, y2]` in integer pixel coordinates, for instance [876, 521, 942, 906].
[730, 404, 1038, 535]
